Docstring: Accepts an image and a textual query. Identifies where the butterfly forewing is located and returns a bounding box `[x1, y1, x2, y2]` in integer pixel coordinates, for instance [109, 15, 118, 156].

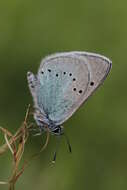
[37, 54, 90, 125]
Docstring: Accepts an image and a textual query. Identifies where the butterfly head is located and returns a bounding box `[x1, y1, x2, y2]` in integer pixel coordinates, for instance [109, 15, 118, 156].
[34, 110, 64, 135]
[51, 125, 64, 136]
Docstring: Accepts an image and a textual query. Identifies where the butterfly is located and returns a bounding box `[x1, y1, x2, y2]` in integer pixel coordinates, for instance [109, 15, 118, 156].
[27, 51, 112, 137]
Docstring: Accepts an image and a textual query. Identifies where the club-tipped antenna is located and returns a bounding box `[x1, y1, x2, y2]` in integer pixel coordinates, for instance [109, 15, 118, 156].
[63, 132, 72, 153]
[52, 136, 61, 163]
[52, 131, 72, 163]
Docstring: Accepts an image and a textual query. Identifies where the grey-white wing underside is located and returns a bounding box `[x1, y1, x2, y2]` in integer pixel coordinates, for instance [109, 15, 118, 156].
[27, 51, 112, 126]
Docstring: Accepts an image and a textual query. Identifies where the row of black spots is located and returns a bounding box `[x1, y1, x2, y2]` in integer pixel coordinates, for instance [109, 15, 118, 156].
[41, 69, 76, 79]
[72, 82, 94, 94]
[46, 69, 73, 77]
[63, 71, 77, 82]
[41, 69, 60, 77]
[41, 69, 94, 87]
[73, 88, 83, 94]
[64, 71, 72, 76]
[41, 69, 51, 74]
[48, 69, 59, 77]
[41, 69, 78, 83]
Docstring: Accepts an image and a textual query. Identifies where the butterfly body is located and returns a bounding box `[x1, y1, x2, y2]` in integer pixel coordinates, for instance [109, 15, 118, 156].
[27, 51, 112, 135]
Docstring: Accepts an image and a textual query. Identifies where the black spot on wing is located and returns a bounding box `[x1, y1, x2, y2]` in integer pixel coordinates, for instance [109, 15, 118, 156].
[90, 81, 94, 86]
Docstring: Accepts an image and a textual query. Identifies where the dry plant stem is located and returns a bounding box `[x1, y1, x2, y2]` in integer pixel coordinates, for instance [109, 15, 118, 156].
[8, 105, 31, 190]
[0, 104, 31, 155]
[0, 127, 17, 155]
[8, 129, 50, 190]
[0, 181, 8, 185]
[9, 182, 15, 190]
[0, 123, 33, 155]
[0, 104, 50, 190]
[0, 104, 31, 190]
[9, 137, 25, 190]
[12, 129, 50, 183]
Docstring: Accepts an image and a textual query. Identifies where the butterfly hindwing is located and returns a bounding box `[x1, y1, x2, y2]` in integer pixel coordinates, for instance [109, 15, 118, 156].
[27, 72, 37, 103]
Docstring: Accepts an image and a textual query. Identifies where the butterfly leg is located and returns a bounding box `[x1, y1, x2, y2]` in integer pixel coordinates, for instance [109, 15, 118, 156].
[32, 128, 45, 136]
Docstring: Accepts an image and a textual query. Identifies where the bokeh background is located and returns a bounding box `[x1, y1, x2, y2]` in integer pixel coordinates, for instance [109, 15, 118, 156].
[0, 0, 126, 190]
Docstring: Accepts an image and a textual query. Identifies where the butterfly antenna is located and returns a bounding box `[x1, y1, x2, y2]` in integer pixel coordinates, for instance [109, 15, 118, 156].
[52, 136, 61, 163]
[63, 133, 72, 153]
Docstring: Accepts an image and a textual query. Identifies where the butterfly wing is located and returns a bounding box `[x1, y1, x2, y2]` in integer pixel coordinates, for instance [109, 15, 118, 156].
[27, 71, 38, 106]
[35, 52, 111, 126]
[27, 71, 48, 122]
[73, 51, 112, 102]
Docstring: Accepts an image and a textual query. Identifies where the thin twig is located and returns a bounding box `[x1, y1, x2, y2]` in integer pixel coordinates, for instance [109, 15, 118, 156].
[0, 104, 50, 190]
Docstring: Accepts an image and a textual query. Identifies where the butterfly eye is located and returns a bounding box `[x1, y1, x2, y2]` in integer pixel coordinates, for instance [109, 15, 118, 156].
[69, 73, 72, 76]
[48, 69, 51, 72]
[73, 78, 76, 81]
[63, 72, 66, 75]
[41, 71, 44, 74]
[73, 88, 76, 91]
[56, 74, 59, 77]
[90, 81, 94, 86]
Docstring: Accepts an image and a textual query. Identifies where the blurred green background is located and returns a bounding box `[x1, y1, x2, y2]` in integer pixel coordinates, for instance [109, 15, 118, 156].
[0, 0, 126, 190]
